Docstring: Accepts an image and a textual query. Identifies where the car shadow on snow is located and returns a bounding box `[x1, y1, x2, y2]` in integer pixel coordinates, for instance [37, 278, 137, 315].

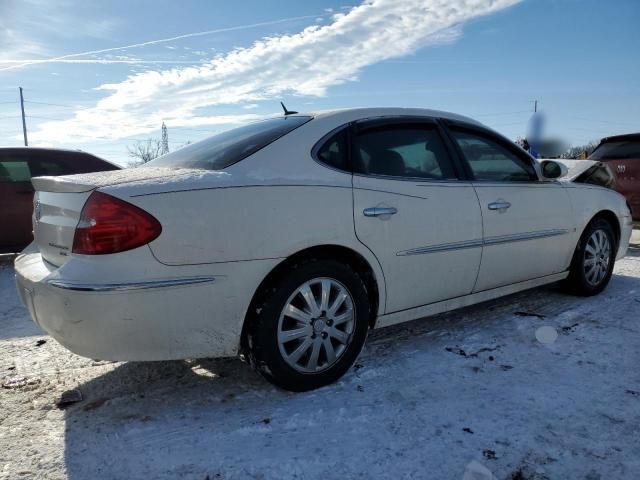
[59, 270, 640, 479]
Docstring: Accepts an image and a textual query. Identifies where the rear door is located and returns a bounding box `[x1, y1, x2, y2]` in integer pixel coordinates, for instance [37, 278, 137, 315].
[347, 117, 483, 314]
[0, 153, 34, 251]
[444, 122, 575, 291]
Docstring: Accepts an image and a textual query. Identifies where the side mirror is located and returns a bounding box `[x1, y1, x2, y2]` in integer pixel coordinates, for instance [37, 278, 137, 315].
[540, 160, 568, 180]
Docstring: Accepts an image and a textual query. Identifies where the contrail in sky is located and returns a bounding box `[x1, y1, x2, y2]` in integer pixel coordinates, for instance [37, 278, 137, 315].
[0, 13, 325, 72]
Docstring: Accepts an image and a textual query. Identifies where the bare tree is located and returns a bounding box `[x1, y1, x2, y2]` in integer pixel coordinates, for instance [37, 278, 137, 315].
[562, 141, 598, 159]
[127, 138, 164, 166]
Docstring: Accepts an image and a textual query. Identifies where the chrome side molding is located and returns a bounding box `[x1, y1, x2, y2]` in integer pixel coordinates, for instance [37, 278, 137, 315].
[398, 238, 483, 256]
[483, 229, 569, 246]
[47, 276, 216, 292]
[398, 229, 569, 256]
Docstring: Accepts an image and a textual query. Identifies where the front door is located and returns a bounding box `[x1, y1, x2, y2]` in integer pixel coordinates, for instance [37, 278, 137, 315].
[445, 124, 575, 292]
[350, 118, 483, 313]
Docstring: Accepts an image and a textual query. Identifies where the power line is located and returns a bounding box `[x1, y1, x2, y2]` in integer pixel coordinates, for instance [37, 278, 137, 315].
[556, 114, 638, 127]
[27, 114, 70, 121]
[173, 127, 217, 133]
[471, 110, 530, 117]
[24, 100, 92, 109]
[490, 121, 527, 128]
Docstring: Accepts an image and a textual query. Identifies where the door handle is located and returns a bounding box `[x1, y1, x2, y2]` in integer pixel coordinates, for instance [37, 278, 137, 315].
[488, 201, 511, 211]
[363, 207, 398, 217]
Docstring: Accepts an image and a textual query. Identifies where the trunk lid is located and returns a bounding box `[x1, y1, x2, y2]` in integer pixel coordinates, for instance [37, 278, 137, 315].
[31, 167, 181, 266]
[31, 167, 181, 193]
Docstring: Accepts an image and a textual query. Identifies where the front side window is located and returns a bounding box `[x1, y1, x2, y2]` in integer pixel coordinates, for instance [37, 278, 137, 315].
[450, 129, 537, 182]
[352, 124, 456, 180]
[0, 160, 31, 182]
[147, 116, 312, 170]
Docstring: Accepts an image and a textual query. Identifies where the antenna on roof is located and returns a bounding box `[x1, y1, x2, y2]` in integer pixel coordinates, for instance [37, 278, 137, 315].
[280, 101, 298, 116]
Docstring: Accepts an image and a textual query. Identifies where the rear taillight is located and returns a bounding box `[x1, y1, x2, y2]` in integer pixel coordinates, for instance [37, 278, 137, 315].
[72, 191, 161, 255]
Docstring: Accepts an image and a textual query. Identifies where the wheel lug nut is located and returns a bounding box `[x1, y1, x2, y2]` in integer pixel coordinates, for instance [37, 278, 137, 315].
[322, 332, 328, 339]
[326, 319, 333, 326]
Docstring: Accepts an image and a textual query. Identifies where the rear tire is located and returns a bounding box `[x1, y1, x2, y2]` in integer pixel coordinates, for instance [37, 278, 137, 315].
[563, 218, 616, 296]
[247, 259, 370, 392]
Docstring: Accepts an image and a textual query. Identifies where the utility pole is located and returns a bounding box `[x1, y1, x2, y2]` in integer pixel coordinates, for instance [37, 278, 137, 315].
[534, 100, 538, 113]
[19, 87, 28, 146]
[161, 122, 169, 155]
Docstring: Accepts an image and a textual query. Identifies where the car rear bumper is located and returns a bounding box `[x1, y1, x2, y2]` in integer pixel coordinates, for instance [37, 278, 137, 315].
[14, 251, 279, 361]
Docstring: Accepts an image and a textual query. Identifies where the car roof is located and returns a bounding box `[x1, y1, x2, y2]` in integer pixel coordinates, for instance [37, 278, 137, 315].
[0, 146, 120, 168]
[599, 132, 640, 143]
[0, 146, 98, 155]
[309, 107, 482, 125]
[307, 107, 483, 126]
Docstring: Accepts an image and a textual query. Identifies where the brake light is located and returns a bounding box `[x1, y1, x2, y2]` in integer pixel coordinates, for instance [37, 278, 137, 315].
[72, 191, 162, 255]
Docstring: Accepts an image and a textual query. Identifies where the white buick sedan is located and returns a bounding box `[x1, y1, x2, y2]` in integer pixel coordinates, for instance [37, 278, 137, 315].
[15, 108, 633, 391]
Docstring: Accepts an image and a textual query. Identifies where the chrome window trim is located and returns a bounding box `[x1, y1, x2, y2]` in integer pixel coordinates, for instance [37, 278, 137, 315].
[352, 172, 460, 184]
[397, 229, 569, 256]
[47, 276, 216, 292]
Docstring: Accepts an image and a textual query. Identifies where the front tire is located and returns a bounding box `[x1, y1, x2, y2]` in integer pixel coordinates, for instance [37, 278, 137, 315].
[563, 218, 616, 296]
[248, 259, 370, 391]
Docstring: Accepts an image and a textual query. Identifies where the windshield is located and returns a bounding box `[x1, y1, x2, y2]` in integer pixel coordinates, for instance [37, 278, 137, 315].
[146, 116, 312, 170]
[589, 139, 640, 161]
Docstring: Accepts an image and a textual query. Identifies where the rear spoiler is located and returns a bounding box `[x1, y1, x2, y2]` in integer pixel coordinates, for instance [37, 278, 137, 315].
[31, 176, 96, 193]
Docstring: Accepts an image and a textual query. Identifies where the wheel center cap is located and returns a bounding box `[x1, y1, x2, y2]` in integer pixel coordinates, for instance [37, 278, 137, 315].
[312, 317, 326, 333]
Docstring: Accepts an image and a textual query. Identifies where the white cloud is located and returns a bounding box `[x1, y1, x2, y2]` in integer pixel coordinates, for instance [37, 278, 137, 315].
[0, 0, 120, 62]
[31, 0, 521, 145]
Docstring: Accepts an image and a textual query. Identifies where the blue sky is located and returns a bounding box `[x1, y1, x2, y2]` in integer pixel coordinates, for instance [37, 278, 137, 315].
[0, 0, 638, 165]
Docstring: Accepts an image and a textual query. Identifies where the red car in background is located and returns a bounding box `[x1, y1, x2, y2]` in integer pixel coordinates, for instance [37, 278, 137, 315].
[0, 147, 120, 253]
[589, 133, 640, 223]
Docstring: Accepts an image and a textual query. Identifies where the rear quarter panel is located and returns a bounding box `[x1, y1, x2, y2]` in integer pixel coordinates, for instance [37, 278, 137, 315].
[134, 184, 357, 264]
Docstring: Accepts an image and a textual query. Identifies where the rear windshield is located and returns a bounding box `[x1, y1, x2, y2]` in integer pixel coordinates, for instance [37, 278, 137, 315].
[147, 116, 312, 170]
[589, 139, 640, 161]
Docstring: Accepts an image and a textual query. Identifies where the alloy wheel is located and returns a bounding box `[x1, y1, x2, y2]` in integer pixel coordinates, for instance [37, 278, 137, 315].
[583, 229, 611, 286]
[277, 277, 355, 374]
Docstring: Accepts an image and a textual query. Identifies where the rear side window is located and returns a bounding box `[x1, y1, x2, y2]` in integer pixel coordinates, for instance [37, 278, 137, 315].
[147, 116, 312, 170]
[0, 160, 31, 182]
[589, 140, 640, 161]
[315, 128, 349, 171]
[353, 125, 456, 180]
[450, 129, 537, 182]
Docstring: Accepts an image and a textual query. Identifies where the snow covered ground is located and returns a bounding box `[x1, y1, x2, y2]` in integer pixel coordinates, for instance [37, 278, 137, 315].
[1, 234, 639, 480]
